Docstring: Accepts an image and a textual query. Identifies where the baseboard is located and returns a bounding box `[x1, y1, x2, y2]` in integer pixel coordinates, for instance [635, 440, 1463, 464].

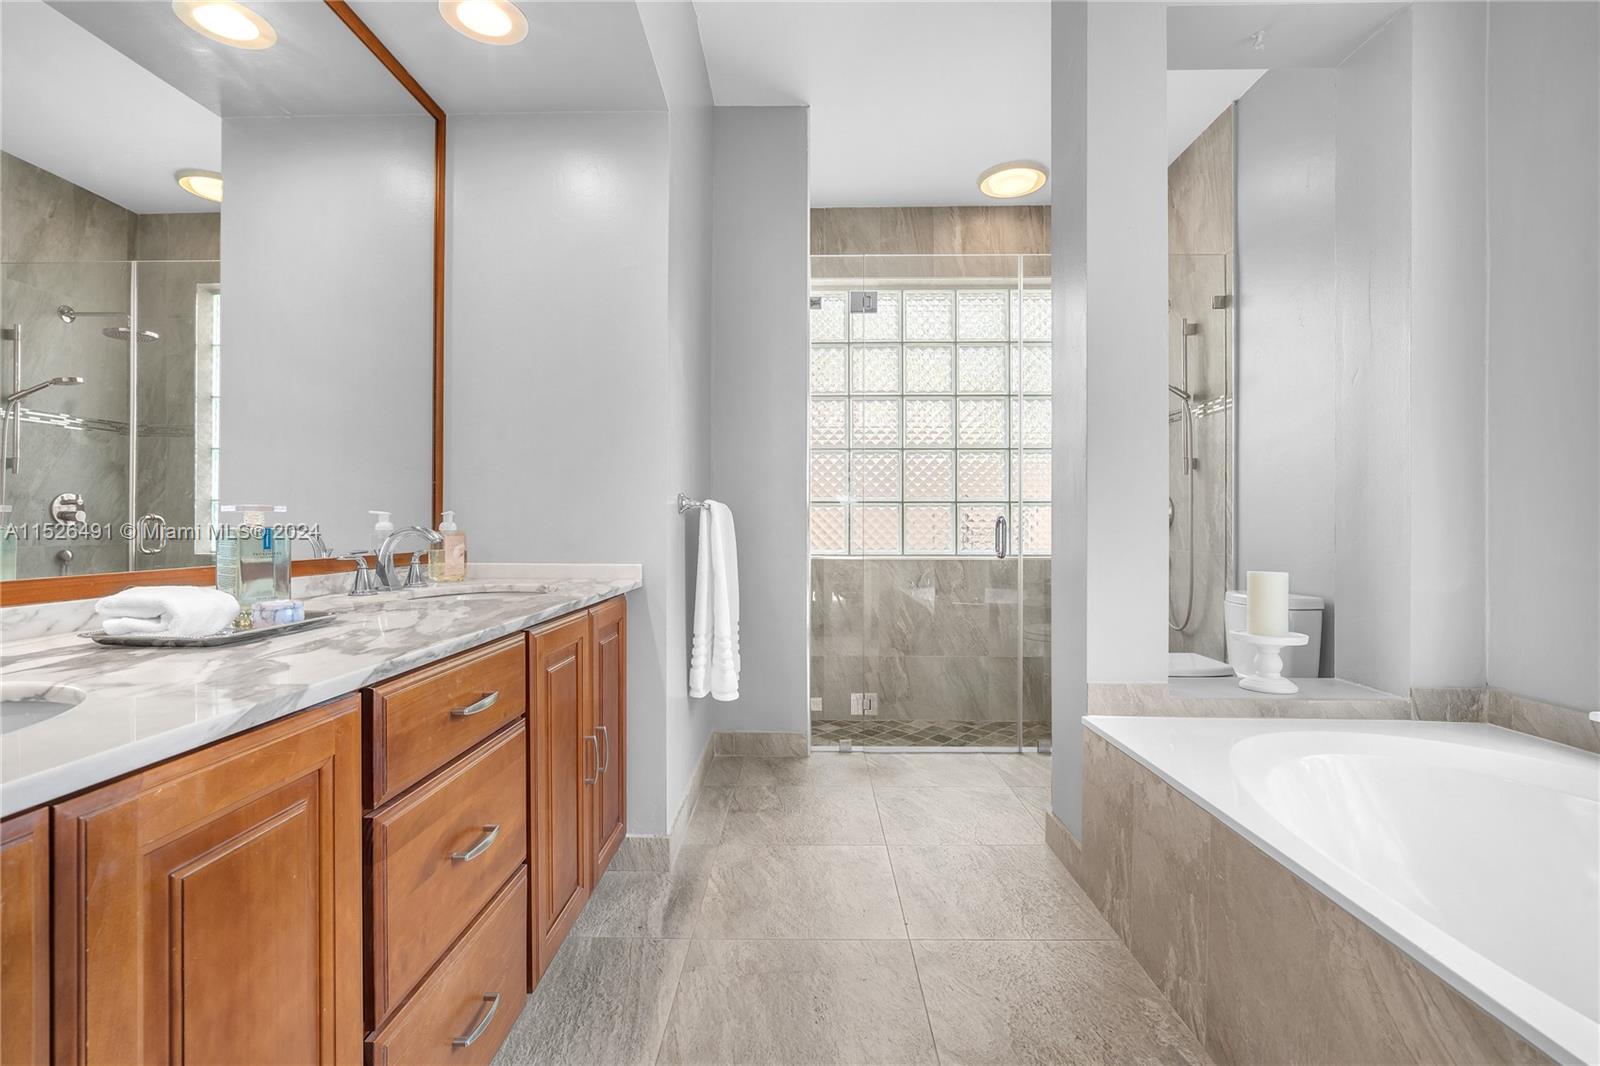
[1044, 810, 1088, 889]
[609, 729, 718, 873]
[713, 730, 809, 757]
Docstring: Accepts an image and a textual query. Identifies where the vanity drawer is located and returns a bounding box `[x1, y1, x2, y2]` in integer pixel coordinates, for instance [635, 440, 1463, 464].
[367, 866, 528, 1066]
[369, 721, 527, 1022]
[369, 634, 527, 805]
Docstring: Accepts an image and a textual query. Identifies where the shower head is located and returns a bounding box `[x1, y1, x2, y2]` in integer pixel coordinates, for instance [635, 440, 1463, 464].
[57, 305, 129, 325]
[3, 376, 84, 406]
[101, 326, 161, 343]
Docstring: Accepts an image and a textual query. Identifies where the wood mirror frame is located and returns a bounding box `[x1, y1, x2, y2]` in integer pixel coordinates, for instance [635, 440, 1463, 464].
[0, 1, 444, 607]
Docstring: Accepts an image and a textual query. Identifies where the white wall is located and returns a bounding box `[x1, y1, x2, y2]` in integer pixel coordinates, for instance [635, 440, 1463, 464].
[221, 116, 433, 550]
[1485, 2, 1600, 712]
[1085, 2, 1169, 688]
[1332, 12, 1413, 697]
[707, 106, 811, 735]
[1235, 70, 1338, 671]
[639, 1, 717, 811]
[446, 110, 688, 833]
[1050, 0, 1166, 834]
[1409, 3, 1487, 690]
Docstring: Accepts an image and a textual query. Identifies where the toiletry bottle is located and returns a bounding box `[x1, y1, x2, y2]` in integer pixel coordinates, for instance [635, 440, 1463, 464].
[437, 510, 467, 582]
[368, 510, 393, 556]
[217, 504, 289, 625]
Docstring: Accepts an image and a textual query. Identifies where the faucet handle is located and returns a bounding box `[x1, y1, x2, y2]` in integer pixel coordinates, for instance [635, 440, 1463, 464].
[403, 551, 430, 589]
[339, 551, 379, 597]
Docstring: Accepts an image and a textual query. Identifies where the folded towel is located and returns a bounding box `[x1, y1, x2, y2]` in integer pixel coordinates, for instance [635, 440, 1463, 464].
[95, 586, 240, 639]
[689, 500, 740, 701]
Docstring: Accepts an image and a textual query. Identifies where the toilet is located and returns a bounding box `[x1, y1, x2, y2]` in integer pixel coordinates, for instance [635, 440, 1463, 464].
[1224, 590, 1325, 678]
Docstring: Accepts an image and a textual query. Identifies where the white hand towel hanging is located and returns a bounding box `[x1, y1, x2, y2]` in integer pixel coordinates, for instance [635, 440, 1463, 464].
[689, 500, 740, 701]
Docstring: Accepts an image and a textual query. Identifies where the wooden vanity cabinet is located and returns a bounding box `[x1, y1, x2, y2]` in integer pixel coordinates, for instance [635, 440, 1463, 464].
[1, 808, 50, 1066]
[51, 695, 363, 1066]
[589, 597, 627, 878]
[527, 597, 629, 980]
[528, 613, 593, 978]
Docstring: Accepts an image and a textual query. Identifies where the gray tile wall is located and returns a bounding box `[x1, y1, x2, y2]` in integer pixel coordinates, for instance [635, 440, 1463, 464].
[810, 557, 1050, 724]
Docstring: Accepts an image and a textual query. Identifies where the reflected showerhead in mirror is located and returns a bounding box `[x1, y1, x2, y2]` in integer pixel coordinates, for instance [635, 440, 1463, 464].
[101, 326, 161, 343]
[3, 376, 84, 406]
[57, 306, 128, 325]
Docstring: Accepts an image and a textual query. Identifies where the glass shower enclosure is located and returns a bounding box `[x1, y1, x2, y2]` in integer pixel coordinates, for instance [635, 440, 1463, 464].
[1, 257, 221, 578]
[807, 253, 1052, 752]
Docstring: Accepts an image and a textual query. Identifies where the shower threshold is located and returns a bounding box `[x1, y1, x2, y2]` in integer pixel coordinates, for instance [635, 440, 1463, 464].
[811, 717, 1051, 751]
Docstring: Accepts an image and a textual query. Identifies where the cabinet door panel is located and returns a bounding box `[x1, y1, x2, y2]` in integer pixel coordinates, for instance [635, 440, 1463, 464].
[53, 696, 362, 1066]
[528, 617, 592, 978]
[1, 808, 49, 1066]
[590, 597, 627, 877]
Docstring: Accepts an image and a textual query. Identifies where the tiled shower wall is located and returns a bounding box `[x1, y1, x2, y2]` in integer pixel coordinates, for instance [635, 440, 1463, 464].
[810, 556, 1050, 724]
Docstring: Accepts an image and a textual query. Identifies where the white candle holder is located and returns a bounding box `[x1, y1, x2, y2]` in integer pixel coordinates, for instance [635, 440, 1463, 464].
[1229, 630, 1310, 694]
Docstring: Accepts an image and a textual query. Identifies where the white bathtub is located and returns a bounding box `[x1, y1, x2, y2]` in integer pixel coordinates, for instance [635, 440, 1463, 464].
[1085, 716, 1600, 1065]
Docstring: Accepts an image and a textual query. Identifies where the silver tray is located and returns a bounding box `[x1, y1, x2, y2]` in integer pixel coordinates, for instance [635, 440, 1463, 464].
[84, 610, 337, 648]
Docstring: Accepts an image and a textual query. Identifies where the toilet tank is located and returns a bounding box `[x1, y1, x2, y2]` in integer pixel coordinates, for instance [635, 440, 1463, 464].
[1223, 591, 1325, 678]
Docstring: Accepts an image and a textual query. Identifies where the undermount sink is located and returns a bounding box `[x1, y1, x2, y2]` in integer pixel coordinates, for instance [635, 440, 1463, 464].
[1, 683, 86, 734]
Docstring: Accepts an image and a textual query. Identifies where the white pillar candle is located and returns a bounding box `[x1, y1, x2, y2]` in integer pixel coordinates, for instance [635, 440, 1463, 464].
[1246, 571, 1290, 636]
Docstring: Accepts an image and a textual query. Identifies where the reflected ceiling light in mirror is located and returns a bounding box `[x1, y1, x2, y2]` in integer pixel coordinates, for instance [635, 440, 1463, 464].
[439, 0, 529, 45]
[171, 1, 277, 48]
[978, 161, 1048, 199]
[176, 169, 223, 204]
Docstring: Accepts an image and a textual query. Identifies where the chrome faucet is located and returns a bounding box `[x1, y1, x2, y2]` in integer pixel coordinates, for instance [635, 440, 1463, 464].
[377, 525, 442, 590]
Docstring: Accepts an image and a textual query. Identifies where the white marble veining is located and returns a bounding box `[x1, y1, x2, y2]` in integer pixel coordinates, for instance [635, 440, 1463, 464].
[0, 564, 641, 816]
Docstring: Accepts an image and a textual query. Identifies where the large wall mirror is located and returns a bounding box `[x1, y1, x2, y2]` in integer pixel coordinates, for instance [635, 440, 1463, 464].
[0, 0, 442, 600]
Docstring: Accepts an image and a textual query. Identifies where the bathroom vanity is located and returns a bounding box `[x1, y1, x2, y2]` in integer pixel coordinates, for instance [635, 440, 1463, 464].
[0, 572, 636, 1065]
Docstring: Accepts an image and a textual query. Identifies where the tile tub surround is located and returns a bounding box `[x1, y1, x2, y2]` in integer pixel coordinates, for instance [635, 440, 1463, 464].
[490, 750, 1214, 1066]
[1066, 721, 1591, 1065]
[0, 566, 641, 815]
[1090, 679, 1412, 719]
[1484, 688, 1600, 755]
[809, 556, 1051, 724]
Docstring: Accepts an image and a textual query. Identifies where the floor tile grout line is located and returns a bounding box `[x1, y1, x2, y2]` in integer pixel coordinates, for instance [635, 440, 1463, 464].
[646, 930, 695, 1066]
[882, 819, 944, 1065]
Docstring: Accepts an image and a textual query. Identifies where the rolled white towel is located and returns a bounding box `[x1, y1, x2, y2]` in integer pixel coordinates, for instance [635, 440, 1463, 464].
[95, 586, 240, 639]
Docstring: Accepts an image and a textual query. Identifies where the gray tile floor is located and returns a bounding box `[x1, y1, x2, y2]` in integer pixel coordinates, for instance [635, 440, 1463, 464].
[492, 753, 1212, 1066]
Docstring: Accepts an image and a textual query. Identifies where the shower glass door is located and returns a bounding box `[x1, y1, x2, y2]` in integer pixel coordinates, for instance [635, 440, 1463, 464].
[807, 253, 1051, 752]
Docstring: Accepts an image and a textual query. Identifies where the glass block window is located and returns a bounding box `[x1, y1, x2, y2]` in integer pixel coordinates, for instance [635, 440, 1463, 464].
[808, 283, 1053, 556]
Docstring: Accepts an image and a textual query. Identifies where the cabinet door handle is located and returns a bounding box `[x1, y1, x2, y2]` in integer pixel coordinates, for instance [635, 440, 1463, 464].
[596, 724, 610, 774]
[451, 993, 501, 1048]
[584, 735, 599, 785]
[450, 691, 499, 719]
[450, 824, 500, 862]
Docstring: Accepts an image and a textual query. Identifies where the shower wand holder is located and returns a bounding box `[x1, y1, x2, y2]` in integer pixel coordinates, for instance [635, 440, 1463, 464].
[1229, 631, 1309, 694]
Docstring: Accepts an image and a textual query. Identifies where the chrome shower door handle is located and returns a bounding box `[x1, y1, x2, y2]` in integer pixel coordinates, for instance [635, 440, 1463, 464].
[136, 513, 167, 555]
[994, 515, 1008, 559]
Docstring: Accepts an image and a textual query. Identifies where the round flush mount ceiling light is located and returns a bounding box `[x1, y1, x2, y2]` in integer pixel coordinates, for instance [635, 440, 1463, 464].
[176, 169, 223, 204]
[171, 1, 277, 49]
[978, 161, 1049, 199]
[438, 0, 528, 45]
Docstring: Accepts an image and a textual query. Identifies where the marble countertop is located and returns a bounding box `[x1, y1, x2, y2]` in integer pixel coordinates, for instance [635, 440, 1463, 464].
[0, 564, 641, 817]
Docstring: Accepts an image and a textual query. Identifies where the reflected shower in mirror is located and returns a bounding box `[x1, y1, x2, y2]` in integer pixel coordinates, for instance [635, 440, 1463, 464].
[0, 0, 434, 583]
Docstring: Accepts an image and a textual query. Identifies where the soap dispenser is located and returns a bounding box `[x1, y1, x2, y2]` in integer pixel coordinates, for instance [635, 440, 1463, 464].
[368, 510, 393, 556]
[434, 510, 467, 582]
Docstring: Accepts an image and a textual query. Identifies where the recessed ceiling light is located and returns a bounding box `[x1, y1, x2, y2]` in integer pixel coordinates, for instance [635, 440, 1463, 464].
[978, 161, 1048, 200]
[171, 1, 277, 49]
[439, 0, 528, 45]
[176, 169, 223, 204]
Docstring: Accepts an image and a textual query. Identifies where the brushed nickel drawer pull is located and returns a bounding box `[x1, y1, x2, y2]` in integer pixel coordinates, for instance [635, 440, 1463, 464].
[450, 691, 500, 719]
[451, 993, 501, 1047]
[596, 724, 610, 774]
[583, 735, 599, 785]
[451, 824, 500, 862]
